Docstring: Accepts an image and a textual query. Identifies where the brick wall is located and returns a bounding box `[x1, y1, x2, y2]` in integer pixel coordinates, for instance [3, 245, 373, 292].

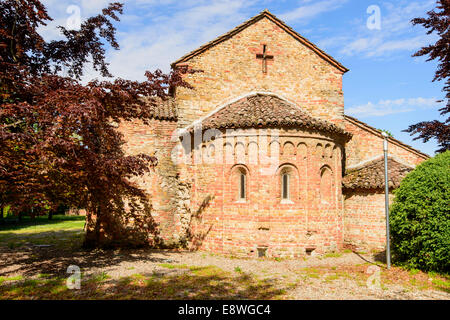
[343, 190, 394, 250]
[119, 118, 185, 245]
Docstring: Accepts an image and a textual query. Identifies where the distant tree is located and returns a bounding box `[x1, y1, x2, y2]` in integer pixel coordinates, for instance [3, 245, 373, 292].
[404, 0, 449, 153]
[378, 129, 393, 137]
[0, 1, 191, 247]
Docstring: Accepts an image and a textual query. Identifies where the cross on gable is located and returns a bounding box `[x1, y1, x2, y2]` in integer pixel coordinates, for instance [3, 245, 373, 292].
[256, 44, 274, 74]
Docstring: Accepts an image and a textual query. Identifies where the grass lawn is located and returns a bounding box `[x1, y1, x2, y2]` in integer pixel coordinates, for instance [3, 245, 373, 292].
[0, 215, 85, 249]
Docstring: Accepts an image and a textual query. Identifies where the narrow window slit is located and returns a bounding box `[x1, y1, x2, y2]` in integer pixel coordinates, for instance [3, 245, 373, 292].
[282, 173, 290, 200]
[240, 172, 246, 200]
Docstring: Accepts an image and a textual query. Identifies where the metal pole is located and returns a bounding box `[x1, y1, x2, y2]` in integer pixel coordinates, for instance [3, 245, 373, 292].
[382, 132, 391, 269]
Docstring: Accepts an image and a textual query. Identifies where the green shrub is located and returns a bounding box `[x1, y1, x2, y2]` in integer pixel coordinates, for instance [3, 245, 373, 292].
[390, 151, 450, 273]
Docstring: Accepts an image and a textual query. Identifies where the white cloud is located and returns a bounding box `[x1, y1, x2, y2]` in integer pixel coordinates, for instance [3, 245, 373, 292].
[79, 0, 111, 14]
[407, 97, 442, 108]
[367, 35, 431, 57]
[102, 0, 251, 80]
[318, 0, 438, 59]
[347, 97, 441, 117]
[279, 0, 348, 23]
[35, 0, 437, 81]
[316, 36, 349, 49]
[340, 38, 380, 56]
[37, 0, 253, 81]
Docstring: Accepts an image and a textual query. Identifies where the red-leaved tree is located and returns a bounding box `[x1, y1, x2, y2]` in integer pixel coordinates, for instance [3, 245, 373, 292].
[405, 0, 449, 153]
[0, 1, 191, 247]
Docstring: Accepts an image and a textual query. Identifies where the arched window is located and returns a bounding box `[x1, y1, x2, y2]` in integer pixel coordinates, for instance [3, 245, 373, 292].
[282, 173, 290, 200]
[277, 164, 298, 203]
[231, 165, 249, 202]
[239, 171, 246, 200]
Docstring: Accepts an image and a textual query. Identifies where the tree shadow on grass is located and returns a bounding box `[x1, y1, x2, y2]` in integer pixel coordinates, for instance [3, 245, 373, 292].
[0, 266, 288, 300]
[124, 271, 286, 300]
[0, 229, 183, 279]
[373, 250, 387, 264]
[349, 250, 387, 269]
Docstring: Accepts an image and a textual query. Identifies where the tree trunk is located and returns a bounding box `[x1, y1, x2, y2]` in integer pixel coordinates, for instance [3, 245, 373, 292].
[83, 209, 96, 248]
[0, 207, 4, 224]
[48, 211, 53, 220]
[83, 206, 110, 248]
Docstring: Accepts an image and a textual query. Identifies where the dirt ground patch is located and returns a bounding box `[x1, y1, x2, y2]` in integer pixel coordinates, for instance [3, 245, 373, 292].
[0, 246, 449, 300]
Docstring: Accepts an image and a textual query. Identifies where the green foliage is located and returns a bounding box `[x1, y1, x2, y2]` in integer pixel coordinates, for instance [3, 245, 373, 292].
[390, 151, 450, 273]
[378, 129, 394, 137]
[323, 252, 342, 258]
[91, 272, 110, 283]
[0, 214, 84, 232]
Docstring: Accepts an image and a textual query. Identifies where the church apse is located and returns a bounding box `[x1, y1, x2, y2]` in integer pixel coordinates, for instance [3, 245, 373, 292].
[174, 92, 351, 257]
[185, 126, 347, 257]
[172, 11, 346, 128]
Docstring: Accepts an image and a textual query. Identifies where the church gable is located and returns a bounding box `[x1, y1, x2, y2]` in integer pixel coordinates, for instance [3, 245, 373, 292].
[172, 10, 348, 73]
[173, 10, 347, 127]
[344, 115, 429, 168]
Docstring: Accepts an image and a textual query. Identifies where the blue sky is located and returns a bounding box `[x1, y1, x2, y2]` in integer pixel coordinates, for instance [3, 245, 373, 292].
[40, 0, 445, 156]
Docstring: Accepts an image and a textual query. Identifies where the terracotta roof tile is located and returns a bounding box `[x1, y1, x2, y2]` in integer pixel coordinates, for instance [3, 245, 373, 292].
[343, 157, 414, 190]
[196, 93, 352, 138]
[143, 97, 177, 121]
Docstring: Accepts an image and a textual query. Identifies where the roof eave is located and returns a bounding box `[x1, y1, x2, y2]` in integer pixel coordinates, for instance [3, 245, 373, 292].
[344, 115, 430, 159]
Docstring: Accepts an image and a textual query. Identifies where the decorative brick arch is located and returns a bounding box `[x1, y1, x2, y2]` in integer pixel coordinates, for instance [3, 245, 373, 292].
[268, 140, 281, 158]
[247, 141, 259, 165]
[320, 165, 333, 205]
[235, 142, 246, 163]
[315, 143, 324, 158]
[324, 143, 333, 158]
[206, 143, 215, 164]
[333, 145, 341, 158]
[283, 141, 296, 156]
[223, 142, 234, 164]
[297, 142, 308, 160]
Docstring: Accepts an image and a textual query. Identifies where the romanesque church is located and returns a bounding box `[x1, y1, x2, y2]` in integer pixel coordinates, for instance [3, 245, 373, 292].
[120, 10, 429, 257]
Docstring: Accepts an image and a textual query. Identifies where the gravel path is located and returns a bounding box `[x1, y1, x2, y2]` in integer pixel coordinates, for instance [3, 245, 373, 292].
[1, 247, 448, 300]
